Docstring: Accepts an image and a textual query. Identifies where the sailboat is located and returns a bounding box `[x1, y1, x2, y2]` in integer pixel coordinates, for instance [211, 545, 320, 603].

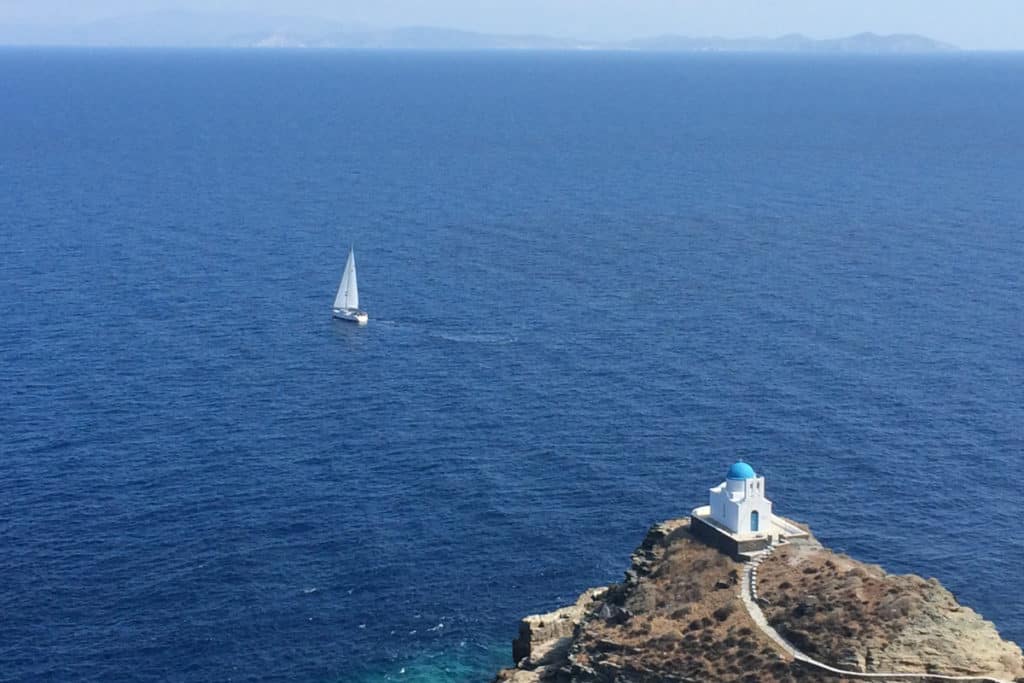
[332, 247, 368, 325]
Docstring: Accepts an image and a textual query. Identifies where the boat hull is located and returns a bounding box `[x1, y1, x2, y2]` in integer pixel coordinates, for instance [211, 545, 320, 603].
[333, 308, 368, 325]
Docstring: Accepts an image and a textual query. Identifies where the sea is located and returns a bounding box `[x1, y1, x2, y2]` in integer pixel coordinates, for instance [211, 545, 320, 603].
[1, 48, 1022, 683]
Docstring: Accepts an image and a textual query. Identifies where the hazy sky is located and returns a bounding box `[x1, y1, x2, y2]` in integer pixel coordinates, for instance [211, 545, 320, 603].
[2, 0, 1022, 49]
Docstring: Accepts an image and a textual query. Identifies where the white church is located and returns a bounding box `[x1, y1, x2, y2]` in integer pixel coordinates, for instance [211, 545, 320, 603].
[690, 460, 807, 557]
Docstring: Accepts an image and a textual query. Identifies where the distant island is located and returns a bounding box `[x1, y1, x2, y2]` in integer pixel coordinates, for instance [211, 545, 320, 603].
[236, 30, 957, 53]
[0, 12, 957, 52]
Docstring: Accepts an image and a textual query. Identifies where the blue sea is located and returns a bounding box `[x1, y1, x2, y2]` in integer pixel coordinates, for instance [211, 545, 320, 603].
[1, 49, 1022, 682]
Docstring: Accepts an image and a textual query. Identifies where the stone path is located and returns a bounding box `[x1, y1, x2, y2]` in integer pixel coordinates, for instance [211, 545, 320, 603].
[738, 548, 1014, 683]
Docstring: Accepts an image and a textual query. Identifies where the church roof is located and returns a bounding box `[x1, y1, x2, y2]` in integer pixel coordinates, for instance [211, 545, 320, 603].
[726, 461, 756, 480]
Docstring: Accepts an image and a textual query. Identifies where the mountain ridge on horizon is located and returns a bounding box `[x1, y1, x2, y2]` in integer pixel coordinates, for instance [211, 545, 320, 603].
[0, 11, 960, 52]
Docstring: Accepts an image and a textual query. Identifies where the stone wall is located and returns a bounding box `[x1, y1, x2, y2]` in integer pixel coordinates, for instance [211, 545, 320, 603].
[690, 513, 769, 559]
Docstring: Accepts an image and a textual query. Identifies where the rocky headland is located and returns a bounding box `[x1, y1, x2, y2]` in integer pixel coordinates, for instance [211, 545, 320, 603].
[494, 518, 1024, 683]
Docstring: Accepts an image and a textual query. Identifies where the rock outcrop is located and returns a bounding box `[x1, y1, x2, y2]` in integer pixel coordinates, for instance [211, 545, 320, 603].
[493, 518, 1024, 683]
[511, 588, 610, 674]
[757, 541, 1024, 679]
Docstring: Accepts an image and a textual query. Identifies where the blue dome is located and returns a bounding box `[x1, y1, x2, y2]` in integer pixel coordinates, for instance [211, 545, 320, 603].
[727, 461, 756, 480]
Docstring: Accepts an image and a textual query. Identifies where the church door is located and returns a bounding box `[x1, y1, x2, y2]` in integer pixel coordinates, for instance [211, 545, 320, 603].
[751, 511, 759, 532]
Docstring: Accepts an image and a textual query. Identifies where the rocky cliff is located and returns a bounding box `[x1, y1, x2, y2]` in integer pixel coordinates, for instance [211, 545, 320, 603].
[493, 518, 1024, 683]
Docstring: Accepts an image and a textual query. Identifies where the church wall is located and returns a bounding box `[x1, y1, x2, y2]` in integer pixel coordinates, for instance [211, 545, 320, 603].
[709, 475, 772, 534]
[735, 497, 773, 534]
[708, 486, 741, 533]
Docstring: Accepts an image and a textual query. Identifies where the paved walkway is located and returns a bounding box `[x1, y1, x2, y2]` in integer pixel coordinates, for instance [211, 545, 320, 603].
[738, 548, 1014, 683]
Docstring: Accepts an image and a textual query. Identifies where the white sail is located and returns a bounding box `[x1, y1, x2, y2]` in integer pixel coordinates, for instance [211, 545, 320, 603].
[333, 248, 359, 310]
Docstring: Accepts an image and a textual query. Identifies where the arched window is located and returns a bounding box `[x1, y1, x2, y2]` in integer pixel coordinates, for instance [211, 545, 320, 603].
[751, 510, 760, 532]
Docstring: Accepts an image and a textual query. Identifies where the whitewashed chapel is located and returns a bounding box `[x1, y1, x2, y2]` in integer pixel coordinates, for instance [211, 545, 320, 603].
[691, 460, 807, 557]
[708, 461, 772, 534]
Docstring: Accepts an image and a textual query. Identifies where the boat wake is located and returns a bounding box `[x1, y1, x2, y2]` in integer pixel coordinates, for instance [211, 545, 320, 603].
[432, 331, 517, 345]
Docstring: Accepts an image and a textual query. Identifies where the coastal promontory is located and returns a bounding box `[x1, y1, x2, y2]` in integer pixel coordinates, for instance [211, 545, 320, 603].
[494, 518, 1024, 683]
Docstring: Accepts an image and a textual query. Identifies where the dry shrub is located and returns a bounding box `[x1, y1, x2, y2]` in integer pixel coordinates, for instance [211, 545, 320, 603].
[630, 621, 652, 636]
[845, 566, 868, 579]
[682, 583, 704, 604]
[713, 601, 737, 622]
[878, 594, 916, 620]
[670, 605, 690, 619]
